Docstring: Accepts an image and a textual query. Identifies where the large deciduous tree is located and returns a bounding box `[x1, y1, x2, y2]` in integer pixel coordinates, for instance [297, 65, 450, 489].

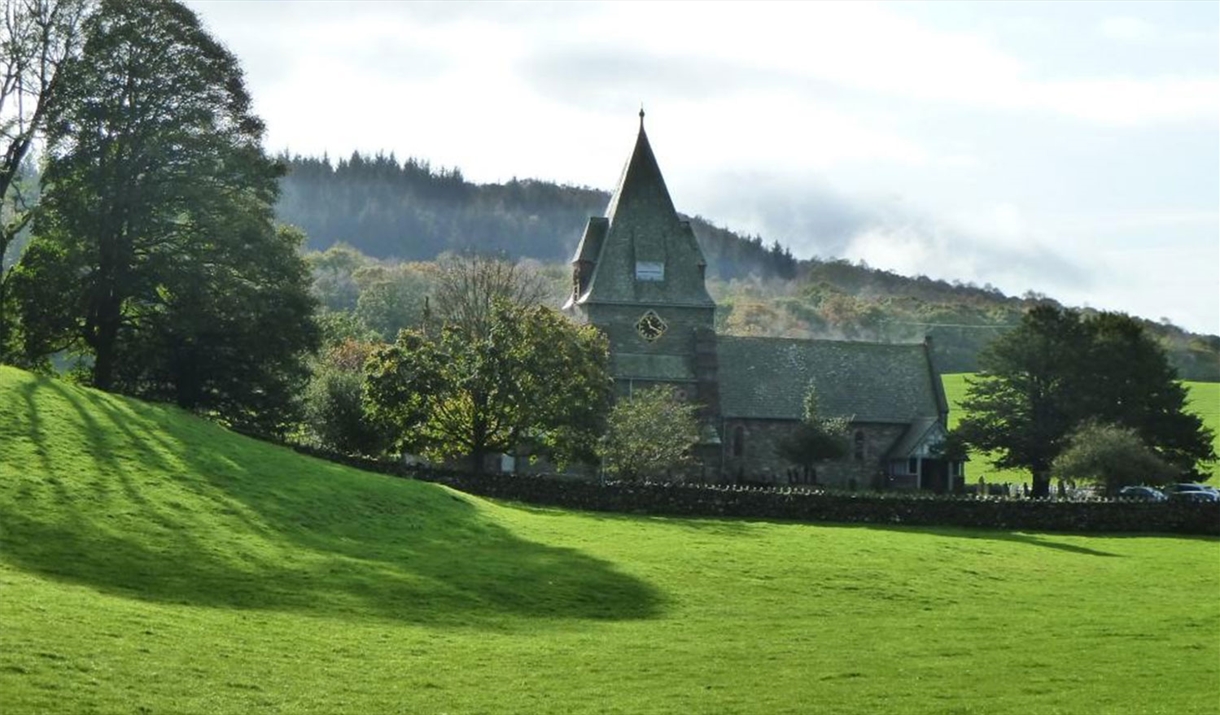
[13, 0, 317, 433]
[959, 305, 1214, 497]
[365, 300, 611, 472]
[0, 0, 89, 360]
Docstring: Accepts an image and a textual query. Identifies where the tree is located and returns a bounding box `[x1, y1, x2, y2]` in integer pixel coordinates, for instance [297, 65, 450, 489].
[306, 243, 370, 313]
[303, 338, 390, 456]
[0, 0, 89, 360]
[15, 0, 317, 433]
[597, 385, 701, 482]
[775, 381, 850, 481]
[1081, 312, 1214, 475]
[365, 300, 611, 472]
[1051, 422, 1178, 496]
[959, 305, 1214, 497]
[352, 261, 433, 340]
[429, 253, 547, 337]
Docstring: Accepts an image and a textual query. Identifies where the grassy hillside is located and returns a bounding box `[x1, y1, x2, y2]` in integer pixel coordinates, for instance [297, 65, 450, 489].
[1, 366, 1217, 714]
[943, 374, 1220, 484]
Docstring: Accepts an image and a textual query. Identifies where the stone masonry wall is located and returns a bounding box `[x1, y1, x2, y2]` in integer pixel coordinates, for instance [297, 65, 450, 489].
[722, 419, 906, 488]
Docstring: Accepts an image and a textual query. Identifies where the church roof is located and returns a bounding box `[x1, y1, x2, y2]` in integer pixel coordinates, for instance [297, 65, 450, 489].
[570, 112, 714, 308]
[717, 336, 946, 423]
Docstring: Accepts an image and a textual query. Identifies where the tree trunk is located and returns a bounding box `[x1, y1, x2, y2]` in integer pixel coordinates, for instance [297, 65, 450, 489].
[1031, 470, 1052, 499]
[88, 291, 123, 392]
[91, 326, 117, 391]
[469, 446, 486, 475]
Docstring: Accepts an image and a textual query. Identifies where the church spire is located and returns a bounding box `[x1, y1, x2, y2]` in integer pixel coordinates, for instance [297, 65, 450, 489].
[563, 110, 713, 310]
[605, 108, 674, 223]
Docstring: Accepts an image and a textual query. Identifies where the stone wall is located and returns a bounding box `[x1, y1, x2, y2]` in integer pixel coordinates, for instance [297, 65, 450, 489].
[289, 445, 1220, 536]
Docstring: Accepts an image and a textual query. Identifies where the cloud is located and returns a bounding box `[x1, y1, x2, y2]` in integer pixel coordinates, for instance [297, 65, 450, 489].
[841, 221, 1090, 296]
[515, 2, 1218, 128]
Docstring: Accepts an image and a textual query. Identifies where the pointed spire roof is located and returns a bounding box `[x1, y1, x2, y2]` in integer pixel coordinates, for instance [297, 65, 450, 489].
[567, 111, 713, 308]
[604, 109, 677, 224]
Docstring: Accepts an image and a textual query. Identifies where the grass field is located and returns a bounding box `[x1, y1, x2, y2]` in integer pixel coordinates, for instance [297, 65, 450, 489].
[1, 365, 1218, 714]
[941, 374, 1220, 485]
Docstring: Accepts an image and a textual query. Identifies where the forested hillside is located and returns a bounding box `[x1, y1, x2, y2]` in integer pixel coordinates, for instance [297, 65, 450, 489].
[276, 152, 1220, 379]
[276, 152, 798, 280]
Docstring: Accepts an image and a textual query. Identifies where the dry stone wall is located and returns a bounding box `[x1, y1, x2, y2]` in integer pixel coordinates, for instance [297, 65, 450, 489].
[289, 445, 1220, 536]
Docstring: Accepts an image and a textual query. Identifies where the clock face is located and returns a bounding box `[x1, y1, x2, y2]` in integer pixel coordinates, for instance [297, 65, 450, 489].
[636, 309, 668, 342]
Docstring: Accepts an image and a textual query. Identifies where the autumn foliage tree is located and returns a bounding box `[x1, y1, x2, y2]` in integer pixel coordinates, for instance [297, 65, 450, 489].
[365, 299, 611, 472]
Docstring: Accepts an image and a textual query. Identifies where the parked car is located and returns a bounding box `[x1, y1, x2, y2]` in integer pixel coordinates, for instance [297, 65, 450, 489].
[1168, 489, 1220, 502]
[1163, 483, 1219, 497]
[1116, 486, 1167, 501]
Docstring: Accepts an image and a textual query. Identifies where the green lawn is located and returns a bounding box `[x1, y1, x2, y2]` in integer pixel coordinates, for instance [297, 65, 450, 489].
[1, 365, 1218, 714]
[941, 374, 1220, 485]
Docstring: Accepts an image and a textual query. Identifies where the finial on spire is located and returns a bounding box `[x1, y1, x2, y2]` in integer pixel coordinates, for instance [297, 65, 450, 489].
[639, 105, 645, 128]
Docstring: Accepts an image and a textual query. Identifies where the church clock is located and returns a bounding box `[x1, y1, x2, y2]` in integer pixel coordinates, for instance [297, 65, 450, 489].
[635, 310, 668, 342]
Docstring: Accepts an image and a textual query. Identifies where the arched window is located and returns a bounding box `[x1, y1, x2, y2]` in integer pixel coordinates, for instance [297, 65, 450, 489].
[853, 430, 866, 461]
[732, 426, 745, 458]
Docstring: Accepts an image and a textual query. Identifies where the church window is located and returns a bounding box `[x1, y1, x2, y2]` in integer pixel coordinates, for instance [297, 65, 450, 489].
[732, 426, 744, 458]
[635, 310, 668, 342]
[853, 430, 866, 461]
[635, 261, 664, 281]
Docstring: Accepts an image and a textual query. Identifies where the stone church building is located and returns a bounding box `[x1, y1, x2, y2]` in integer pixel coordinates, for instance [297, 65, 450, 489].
[563, 113, 962, 491]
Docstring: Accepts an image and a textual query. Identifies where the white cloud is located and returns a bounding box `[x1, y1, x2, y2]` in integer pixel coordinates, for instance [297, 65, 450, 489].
[533, 2, 1219, 127]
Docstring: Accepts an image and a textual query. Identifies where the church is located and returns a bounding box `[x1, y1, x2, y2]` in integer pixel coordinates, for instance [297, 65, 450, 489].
[563, 112, 963, 491]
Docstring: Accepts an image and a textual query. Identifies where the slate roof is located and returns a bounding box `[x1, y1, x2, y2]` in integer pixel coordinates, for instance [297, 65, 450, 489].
[573, 217, 608, 265]
[570, 113, 714, 308]
[717, 336, 946, 423]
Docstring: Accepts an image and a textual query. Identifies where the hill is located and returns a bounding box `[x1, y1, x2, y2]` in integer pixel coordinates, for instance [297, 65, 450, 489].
[277, 152, 1220, 379]
[2, 365, 1216, 714]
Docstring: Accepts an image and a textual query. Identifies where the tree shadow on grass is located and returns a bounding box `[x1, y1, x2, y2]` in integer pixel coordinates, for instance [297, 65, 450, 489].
[507, 502, 758, 537]
[0, 378, 665, 627]
[868, 524, 1130, 557]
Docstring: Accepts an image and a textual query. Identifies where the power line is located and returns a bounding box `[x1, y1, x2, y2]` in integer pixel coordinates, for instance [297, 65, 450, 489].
[880, 321, 1019, 330]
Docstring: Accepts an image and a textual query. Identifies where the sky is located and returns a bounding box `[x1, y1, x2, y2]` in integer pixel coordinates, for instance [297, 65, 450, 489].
[189, 0, 1219, 336]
